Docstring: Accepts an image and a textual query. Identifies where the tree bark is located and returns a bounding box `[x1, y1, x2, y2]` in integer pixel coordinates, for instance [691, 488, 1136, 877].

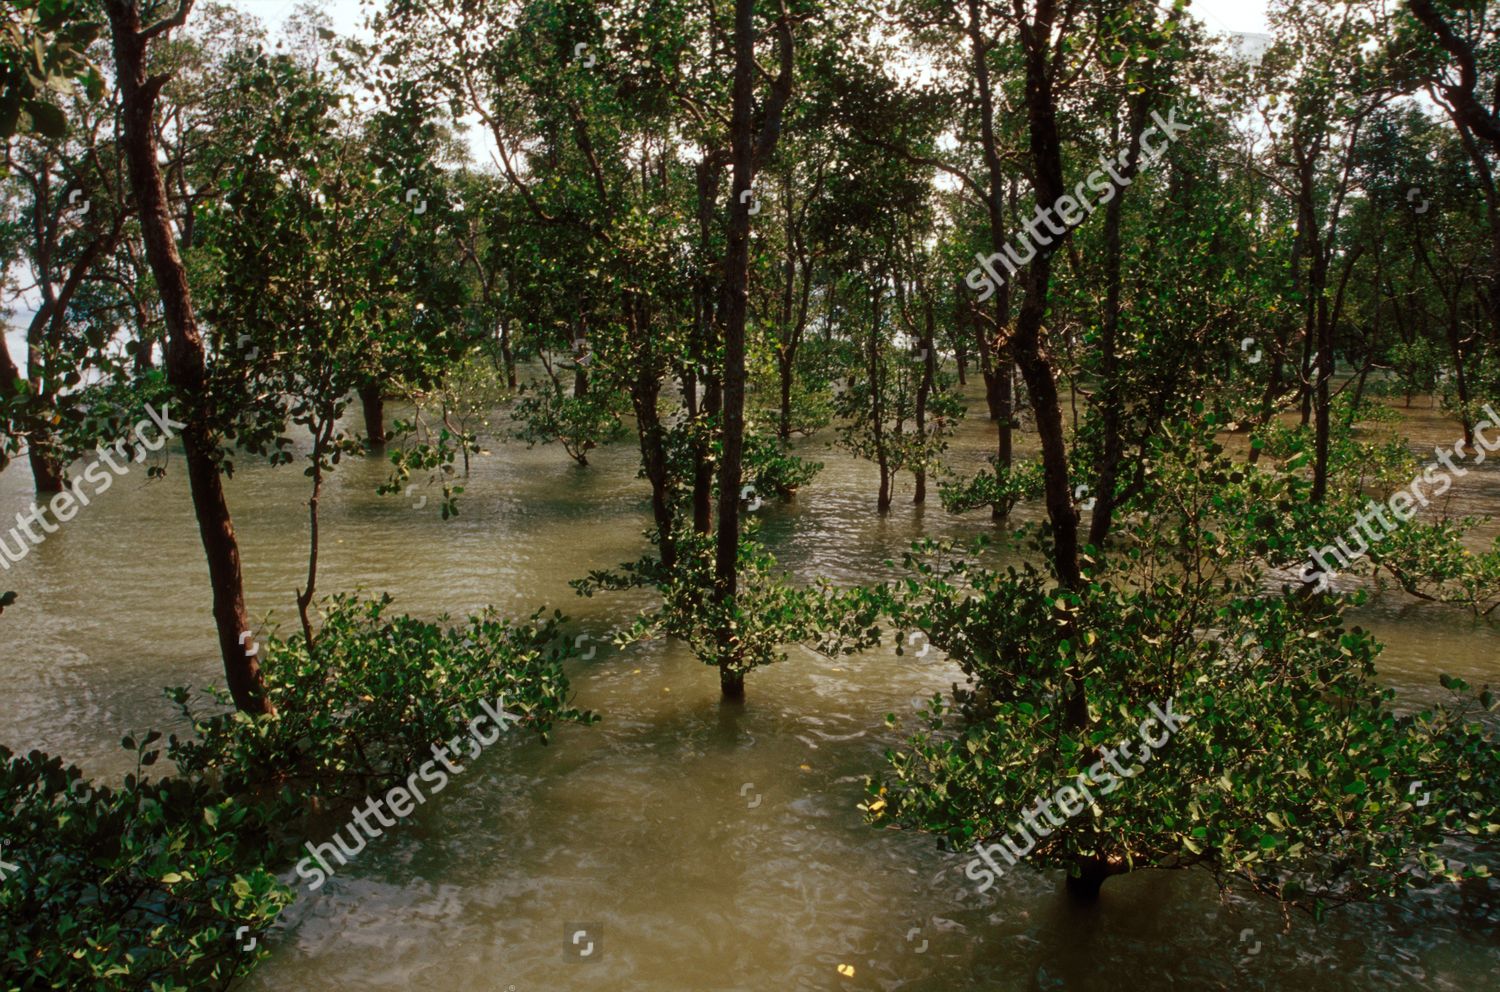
[965, 0, 1013, 468]
[713, 0, 793, 699]
[713, 0, 761, 698]
[359, 381, 386, 450]
[1013, 2, 1081, 592]
[107, 0, 271, 715]
[869, 274, 891, 513]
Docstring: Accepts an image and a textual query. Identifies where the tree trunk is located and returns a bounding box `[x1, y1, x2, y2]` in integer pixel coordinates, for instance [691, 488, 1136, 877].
[1088, 92, 1153, 547]
[498, 315, 517, 389]
[0, 336, 21, 473]
[359, 382, 386, 450]
[631, 320, 677, 572]
[695, 376, 719, 535]
[1064, 855, 1120, 902]
[1014, 9, 1081, 592]
[913, 286, 935, 505]
[714, 0, 759, 695]
[966, 0, 1013, 469]
[107, 0, 271, 715]
[27, 447, 64, 494]
[713, 0, 793, 697]
[778, 351, 794, 441]
[1445, 294, 1474, 445]
[869, 274, 892, 513]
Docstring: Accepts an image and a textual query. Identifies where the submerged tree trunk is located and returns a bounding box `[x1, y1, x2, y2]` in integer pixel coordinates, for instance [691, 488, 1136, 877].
[1064, 855, 1123, 902]
[869, 274, 892, 513]
[913, 285, 935, 505]
[23, 320, 64, 493]
[713, 0, 793, 699]
[1088, 91, 1153, 547]
[498, 315, 517, 389]
[630, 298, 677, 573]
[0, 338, 21, 473]
[714, 0, 759, 700]
[27, 447, 64, 494]
[359, 381, 386, 450]
[107, 0, 271, 715]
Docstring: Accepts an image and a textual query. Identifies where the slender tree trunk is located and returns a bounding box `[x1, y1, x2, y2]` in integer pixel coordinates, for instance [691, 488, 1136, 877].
[1014, 12, 1081, 592]
[695, 377, 719, 535]
[778, 351, 794, 441]
[1445, 293, 1474, 444]
[913, 284, 935, 505]
[1088, 93, 1152, 547]
[0, 337, 21, 472]
[777, 204, 798, 442]
[1312, 293, 1333, 501]
[498, 315, 517, 389]
[869, 274, 892, 513]
[296, 425, 329, 648]
[965, 0, 1013, 468]
[359, 382, 386, 450]
[714, 0, 759, 700]
[629, 294, 677, 572]
[975, 313, 999, 420]
[107, 0, 271, 715]
[23, 322, 64, 493]
[633, 374, 677, 572]
[712, 0, 793, 699]
[692, 156, 723, 537]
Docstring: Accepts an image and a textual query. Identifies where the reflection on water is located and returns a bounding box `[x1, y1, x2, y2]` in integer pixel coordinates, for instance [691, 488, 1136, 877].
[0, 389, 1495, 990]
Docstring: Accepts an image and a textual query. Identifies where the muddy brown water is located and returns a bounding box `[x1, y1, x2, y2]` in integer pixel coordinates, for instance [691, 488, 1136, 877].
[1, 387, 1495, 990]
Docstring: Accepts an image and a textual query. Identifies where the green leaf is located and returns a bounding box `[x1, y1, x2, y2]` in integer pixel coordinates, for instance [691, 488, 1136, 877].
[25, 100, 67, 138]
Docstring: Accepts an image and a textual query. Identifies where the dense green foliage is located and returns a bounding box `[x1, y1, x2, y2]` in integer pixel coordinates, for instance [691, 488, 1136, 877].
[1, 595, 588, 991]
[0, 742, 291, 991]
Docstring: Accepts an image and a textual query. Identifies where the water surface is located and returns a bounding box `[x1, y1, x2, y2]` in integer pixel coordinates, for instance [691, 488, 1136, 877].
[1, 387, 1495, 991]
